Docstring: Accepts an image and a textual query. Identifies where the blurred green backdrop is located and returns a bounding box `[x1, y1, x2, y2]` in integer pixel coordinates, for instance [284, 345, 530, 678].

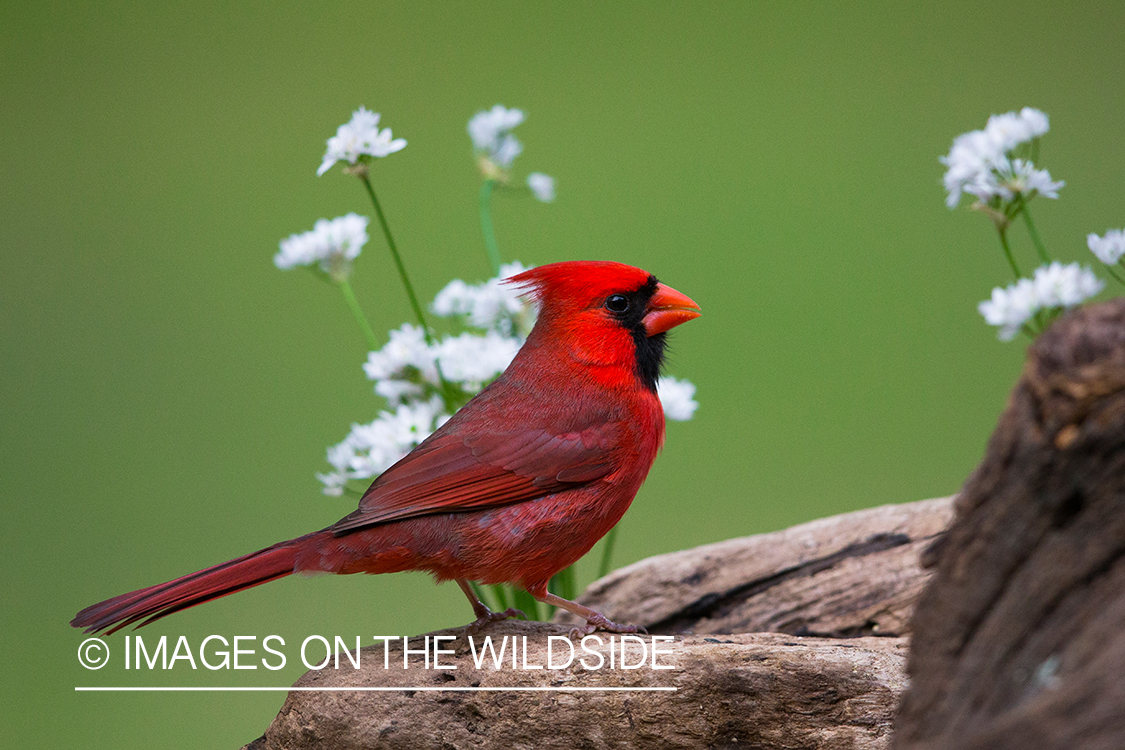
[4, 1, 1123, 747]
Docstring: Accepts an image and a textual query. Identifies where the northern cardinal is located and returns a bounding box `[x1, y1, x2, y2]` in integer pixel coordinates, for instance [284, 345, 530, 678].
[73, 261, 700, 636]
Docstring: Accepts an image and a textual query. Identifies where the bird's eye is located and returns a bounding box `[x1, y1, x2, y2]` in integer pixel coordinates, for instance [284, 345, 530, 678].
[605, 294, 630, 313]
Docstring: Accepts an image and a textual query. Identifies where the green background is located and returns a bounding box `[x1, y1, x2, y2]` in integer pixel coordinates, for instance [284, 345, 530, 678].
[4, 1, 1123, 747]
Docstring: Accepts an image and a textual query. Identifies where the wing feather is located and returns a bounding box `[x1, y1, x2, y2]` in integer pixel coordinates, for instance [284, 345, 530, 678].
[330, 420, 621, 535]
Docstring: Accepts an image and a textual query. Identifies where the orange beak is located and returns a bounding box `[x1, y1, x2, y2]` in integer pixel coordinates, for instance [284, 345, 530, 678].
[642, 283, 701, 336]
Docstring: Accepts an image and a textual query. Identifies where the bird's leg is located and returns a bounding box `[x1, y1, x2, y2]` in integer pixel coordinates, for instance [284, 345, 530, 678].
[534, 590, 648, 639]
[456, 579, 525, 633]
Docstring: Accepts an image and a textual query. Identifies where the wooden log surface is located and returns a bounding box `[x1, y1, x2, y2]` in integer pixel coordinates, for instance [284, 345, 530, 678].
[557, 497, 952, 638]
[244, 498, 954, 749]
[243, 626, 907, 750]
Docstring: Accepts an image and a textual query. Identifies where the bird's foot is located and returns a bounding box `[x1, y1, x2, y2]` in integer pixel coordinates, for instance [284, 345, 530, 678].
[567, 613, 648, 640]
[455, 579, 526, 634]
[466, 606, 526, 634]
[529, 588, 649, 639]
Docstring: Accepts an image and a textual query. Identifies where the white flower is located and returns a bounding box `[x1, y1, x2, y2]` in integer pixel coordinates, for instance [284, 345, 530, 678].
[318, 397, 450, 494]
[657, 376, 698, 421]
[363, 324, 439, 384]
[468, 105, 525, 168]
[373, 379, 425, 406]
[434, 331, 521, 394]
[963, 157, 1064, 204]
[348, 397, 446, 471]
[275, 213, 369, 282]
[984, 107, 1050, 153]
[978, 278, 1040, 341]
[468, 105, 525, 150]
[431, 280, 473, 315]
[1088, 229, 1125, 265]
[432, 261, 532, 334]
[941, 107, 1053, 208]
[1032, 262, 1104, 308]
[979, 263, 1104, 341]
[316, 441, 358, 496]
[362, 265, 535, 408]
[941, 129, 1002, 208]
[1006, 159, 1064, 199]
[318, 107, 407, 176]
[492, 136, 523, 168]
[527, 172, 556, 202]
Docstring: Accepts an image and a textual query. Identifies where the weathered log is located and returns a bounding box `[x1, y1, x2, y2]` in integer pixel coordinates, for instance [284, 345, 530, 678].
[243, 625, 906, 750]
[558, 497, 952, 637]
[893, 299, 1125, 750]
[244, 498, 954, 749]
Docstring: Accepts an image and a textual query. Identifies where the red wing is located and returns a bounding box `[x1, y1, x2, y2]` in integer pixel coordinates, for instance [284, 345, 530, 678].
[329, 422, 620, 535]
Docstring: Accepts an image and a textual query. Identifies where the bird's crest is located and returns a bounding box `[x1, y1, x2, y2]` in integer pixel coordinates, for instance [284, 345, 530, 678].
[505, 261, 655, 311]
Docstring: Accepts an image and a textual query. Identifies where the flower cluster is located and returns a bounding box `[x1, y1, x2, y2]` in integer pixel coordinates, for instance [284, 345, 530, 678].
[939, 107, 1121, 340]
[468, 105, 555, 202]
[432, 260, 535, 335]
[941, 107, 1062, 209]
[316, 396, 449, 495]
[468, 105, 525, 168]
[1088, 229, 1125, 266]
[318, 107, 407, 176]
[318, 262, 699, 495]
[318, 262, 533, 495]
[275, 213, 369, 282]
[361, 323, 524, 406]
[978, 262, 1104, 341]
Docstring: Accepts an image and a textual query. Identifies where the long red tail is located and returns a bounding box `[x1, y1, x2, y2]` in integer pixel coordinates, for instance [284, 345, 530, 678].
[72, 530, 330, 635]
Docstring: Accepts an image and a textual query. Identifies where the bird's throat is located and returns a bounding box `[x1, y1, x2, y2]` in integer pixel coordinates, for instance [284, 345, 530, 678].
[630, 330, 666, 393]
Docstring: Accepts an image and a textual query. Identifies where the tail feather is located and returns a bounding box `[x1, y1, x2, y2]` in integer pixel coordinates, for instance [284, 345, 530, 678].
[72, 532, 325, 635]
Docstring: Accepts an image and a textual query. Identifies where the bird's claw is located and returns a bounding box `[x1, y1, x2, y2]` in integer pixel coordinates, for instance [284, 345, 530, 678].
[466, 606, 526, 634]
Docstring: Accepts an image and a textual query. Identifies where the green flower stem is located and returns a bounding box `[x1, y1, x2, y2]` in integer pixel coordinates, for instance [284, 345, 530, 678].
[478, 178, 502, 276]
[360, 175, 432, 341]
[549, 564, 577, 601]
[997, 227, 1022, 280]
[483, 584, 507, 612]
[597, 526, 619, 580]
[358, 173, 458, 410]
[1021, 208, 1052, 264]
[1104, 263, 1125, 287]
[338, 279, 380, 351]
[512, 588, 540, 622]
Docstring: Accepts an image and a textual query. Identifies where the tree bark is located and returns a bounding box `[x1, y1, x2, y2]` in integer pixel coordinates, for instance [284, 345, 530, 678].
[893, 299, 1125, 750]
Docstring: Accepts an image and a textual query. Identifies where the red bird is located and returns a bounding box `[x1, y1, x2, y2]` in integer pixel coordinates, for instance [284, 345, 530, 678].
[73, 261, 700, 636]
